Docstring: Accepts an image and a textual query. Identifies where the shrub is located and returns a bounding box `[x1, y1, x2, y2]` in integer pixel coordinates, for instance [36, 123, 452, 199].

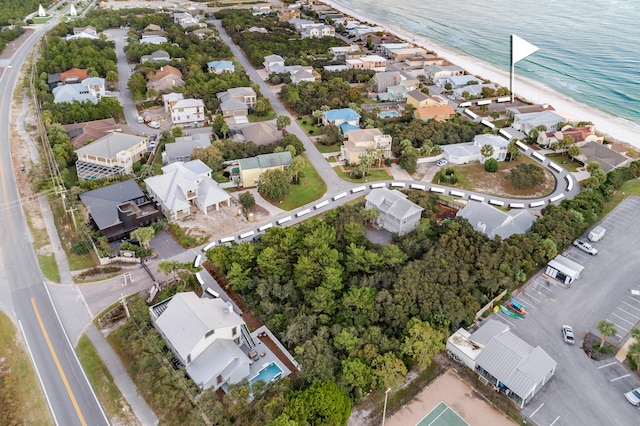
[507, 163, 545, 188]
[72, 240, 92, 255]
[484, 158, 499, 172]
[384, 158, 392, 166]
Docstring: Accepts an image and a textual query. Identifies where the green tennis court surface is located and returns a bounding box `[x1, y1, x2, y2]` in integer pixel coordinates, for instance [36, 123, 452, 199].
[415, 401, 469, 426]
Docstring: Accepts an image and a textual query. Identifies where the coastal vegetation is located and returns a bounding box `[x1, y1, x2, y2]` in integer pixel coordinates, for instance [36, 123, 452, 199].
[215, 9, 348, 68]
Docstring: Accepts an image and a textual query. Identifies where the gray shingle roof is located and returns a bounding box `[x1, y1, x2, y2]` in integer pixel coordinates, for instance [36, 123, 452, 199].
[76, 133, 146, 158]
[457, 202, 536, 239]
[79, 180, 145, 230]
[365, 188, 424, 221]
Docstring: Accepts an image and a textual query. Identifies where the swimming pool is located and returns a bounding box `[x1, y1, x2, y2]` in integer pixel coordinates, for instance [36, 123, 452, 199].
[249, 362, 283, 386]
[378, 111, 400, 118]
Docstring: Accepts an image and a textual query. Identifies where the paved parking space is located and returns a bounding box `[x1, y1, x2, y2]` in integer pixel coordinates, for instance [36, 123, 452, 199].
[490, 196, 640, 425]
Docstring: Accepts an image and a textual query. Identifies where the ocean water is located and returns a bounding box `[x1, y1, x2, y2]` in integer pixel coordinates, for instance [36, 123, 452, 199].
[330, 0, 640, 126]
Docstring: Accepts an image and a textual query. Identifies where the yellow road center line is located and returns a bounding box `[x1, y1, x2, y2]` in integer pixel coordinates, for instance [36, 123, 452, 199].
[32, 298, 87, 426]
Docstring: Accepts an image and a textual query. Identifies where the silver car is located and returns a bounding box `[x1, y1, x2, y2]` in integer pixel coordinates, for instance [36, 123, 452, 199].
[562, 325, 575, 344]
[624, 387, 640, 406]
[573, 239, 598, 255]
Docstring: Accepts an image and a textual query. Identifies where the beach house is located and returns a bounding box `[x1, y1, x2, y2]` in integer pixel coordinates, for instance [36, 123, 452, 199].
[147, 66, 185, 92]
[66, 26, 99, 41]
[365, 188, 424, 236]
[322, 108, 361, 133]
[340, 128, 392, 166]
[141, 50, 171, 64]
[512, 110, 568, 135]
[207, 60, 235, 74]
[424, 65, 465, 82]
[238, 152, 292, 188]
[75, 133, 148, 180]
[168, 98, 206, 125]
[144, 160, 231, 220]
[52, 77, 105, 104]
[216, 87, 257, 109]
[537, 125, 603, 147]
[346, 55, 387, 72]
[442, 134, 509, 164]
[457, 202, 536, 239]
[162, 133, 211, 165]
[414, 105, 456, 122]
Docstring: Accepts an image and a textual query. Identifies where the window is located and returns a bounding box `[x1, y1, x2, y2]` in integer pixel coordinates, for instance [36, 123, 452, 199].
[232, 326, 237, 336]
[205, 329, 215, 338]
[187, 354, 191, 363]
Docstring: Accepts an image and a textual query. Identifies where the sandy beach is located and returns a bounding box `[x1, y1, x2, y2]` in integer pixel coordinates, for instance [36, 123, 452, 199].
[320, 0, 640, 149]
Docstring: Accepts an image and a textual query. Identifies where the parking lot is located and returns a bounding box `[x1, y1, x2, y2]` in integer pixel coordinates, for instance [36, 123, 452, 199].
[490, 196, 640, 425]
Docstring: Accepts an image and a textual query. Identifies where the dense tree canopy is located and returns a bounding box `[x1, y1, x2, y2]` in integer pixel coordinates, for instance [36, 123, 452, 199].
[0, 0, 52, 26]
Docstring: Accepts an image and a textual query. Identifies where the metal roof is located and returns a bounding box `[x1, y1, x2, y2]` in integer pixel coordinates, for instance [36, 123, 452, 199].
[469, 319, 509, 348]
[365, 188, 424, 221]
[475, 331, 556, 399]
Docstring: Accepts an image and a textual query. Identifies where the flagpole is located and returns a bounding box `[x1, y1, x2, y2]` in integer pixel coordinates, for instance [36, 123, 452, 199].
[510, 35, 515, 102]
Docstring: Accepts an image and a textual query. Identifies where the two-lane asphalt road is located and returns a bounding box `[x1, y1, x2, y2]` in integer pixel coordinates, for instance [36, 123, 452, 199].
[0, 20, 109, 426]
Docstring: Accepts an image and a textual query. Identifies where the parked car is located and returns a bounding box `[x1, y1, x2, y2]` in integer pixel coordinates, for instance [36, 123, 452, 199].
[562, 325, 575, 344]
[573, 239, 598, 255]
[624, 387, 640, 406]
[436, 159, 448, 167]
[148, 121, 160, 129]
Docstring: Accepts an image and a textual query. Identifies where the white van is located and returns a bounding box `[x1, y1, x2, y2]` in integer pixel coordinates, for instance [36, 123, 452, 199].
[137, 116, 144, 123]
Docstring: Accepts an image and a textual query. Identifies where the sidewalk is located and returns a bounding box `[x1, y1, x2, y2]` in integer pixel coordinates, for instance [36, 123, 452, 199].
[20, 93, 158, 425]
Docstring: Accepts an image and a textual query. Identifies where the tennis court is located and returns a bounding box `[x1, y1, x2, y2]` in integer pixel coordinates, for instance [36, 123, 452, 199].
[416, 401, 469, 426]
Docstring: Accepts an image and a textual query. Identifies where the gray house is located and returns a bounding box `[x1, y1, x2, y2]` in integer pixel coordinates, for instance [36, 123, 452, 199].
[78, 180, 162, 241]
[447, 319, 557, 409]
[457, 202, 536, 239]
[162, 133, 211, 165]
[365, 188, 423, 236]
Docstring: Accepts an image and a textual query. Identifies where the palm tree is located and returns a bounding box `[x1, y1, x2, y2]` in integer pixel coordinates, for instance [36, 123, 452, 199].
[507, 140, 521, 162]
[105, 70, 119, 90]
[480, 144, 494, 162]
[597, 320, 617, 348]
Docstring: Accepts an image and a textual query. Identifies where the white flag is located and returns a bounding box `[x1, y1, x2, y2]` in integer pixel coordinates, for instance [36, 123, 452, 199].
[511, 35, 539, 65]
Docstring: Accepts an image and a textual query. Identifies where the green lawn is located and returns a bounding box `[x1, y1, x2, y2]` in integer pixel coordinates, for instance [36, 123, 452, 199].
[277, 155, 326, 210]
[39, 254, 60, 283]
[333, 166, 391, 183]
[602, 180, 640, 216]
[0, 312, 53, 426]
[296, 117, 321, 136]
[77, 335, 135, 425]
[545, 153, 582, 172]
[316, 143, 341, 154]
[248, 110, 276, 122]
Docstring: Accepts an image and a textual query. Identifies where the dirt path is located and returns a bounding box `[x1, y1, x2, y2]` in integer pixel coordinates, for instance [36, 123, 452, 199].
[385, 370, 516, 426]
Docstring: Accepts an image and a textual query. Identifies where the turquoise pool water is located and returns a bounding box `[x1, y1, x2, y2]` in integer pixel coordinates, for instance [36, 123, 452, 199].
[378, 111, 399, 118]
[249, 362, 283, 386]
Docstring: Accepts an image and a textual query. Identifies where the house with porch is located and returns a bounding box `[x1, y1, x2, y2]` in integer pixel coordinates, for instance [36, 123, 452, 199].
[217, 87, 257, 109]
[365, 188, 423, 236]
[442, 134, 509, 164]
[168, 98, 206, 125]
[537, 125, 603, 148]
[52, 77, 105, 104]
[346, 55, 387, 72]
[75, 133, 148, 180]
[150, 292, 292, 391]
[144, 160, 231, 220]
[79, 179, 163, 242]
[424, 65, 465, 82]
[446, 319, 556, 409]
[64, 118, 132, 149]
[238, 152, 292, 188]
[340, 128, 392, 166]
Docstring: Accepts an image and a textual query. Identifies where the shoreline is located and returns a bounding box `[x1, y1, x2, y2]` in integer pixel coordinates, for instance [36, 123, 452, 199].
[319, 0, 640, 149]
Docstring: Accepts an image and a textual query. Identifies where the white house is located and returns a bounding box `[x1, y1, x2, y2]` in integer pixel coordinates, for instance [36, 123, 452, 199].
[457, 202, 536, 239]
[163, 133, 211, 165]
[301, 24, 335, 38]
[169, 98, 206, 125]
[442, 134, 509, 164]
[75, 133, 148, 180]
[513, 110, 568, 135]
[144, 160, 231, 220]
[140, 35, 169, 45]
[174, 12, 199, 27]
[66, 26, 99, 41]
[52, 77, 105, 104]
[162, 92, 184, 113]
[345, 55, 387, 72]
[425, 65, 465, 81]
[150, 293, 252, 391]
